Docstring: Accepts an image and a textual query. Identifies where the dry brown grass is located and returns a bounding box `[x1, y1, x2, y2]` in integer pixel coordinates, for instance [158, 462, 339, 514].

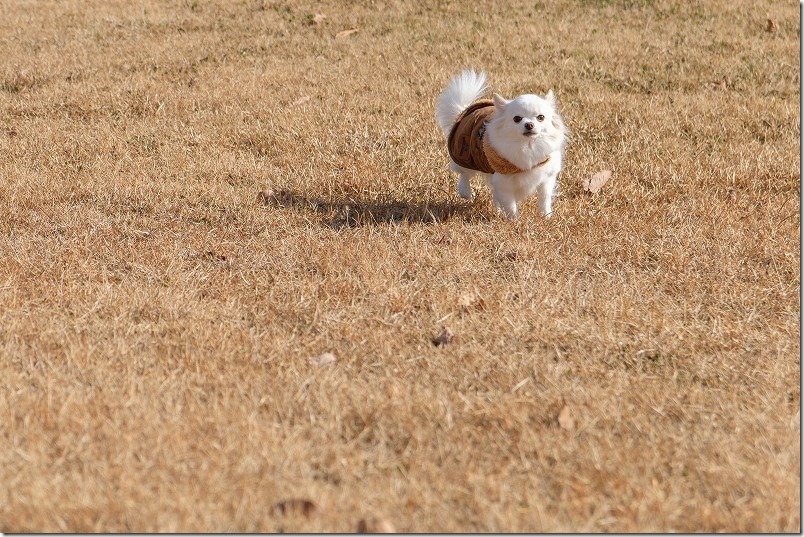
[0, 0, 799, 532]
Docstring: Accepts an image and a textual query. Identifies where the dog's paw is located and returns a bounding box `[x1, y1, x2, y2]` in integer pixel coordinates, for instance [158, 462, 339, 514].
[498, 204, 519, 221]
[537, 200, 554, 218]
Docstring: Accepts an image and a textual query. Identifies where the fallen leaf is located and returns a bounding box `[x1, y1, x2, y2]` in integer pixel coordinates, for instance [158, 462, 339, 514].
[432, 327, 454, 347]
[766, 18, 777, 33]
[582, 170, 612, 194]
[335, 28, 359, 39]
[356, 517, 395, 533]
[204, 251, 228, 263]
[310, 352, 337, 367]
[257, 188, 275, 204]
[557, 404, 575, 430]
[458, 292, 486, 311]
[272, 498, 317, 517]
[727, 187, 737, 202]
[310, 13, 327, 25]
[257, 188, 292, 206]
[291, 95, 311, 106]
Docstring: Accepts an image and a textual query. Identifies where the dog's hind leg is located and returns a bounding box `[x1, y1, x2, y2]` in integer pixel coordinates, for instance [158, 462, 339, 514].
[457, 175, 473, 200]
[450, 161, 475, 200]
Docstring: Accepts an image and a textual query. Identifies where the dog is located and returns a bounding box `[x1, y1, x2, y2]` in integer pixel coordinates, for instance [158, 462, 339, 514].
[435, 70, 567, 219]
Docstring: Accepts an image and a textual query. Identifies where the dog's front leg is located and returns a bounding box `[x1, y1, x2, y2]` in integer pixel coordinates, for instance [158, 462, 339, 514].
[491, 173, 519, 220]
[536, 175, 557, 217]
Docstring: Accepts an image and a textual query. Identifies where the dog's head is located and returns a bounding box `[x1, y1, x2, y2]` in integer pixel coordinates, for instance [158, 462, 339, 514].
[489, 91, 566, 152]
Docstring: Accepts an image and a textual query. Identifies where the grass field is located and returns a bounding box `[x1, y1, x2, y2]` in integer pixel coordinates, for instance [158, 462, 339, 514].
[0, 0, 800, 532]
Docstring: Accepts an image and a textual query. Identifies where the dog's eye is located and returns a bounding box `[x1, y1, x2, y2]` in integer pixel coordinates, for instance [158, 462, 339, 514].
[536, 114, 545, 122]
[513, 116, 522, 123]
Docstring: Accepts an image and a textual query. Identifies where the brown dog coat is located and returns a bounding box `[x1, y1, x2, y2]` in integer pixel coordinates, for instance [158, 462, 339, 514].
[447, 100, 550, 175]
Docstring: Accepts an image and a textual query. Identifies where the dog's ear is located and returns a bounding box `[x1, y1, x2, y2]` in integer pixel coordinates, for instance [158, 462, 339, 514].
[545, 90, 556, 104]
[551, 112, 567, 135]
[492, 93, 509, 110]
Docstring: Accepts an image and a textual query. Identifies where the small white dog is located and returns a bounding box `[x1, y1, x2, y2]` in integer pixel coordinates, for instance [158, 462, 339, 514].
[435, 70, 567, 219]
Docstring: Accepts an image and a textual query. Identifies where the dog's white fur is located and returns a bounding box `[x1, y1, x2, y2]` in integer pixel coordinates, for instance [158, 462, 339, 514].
[435, 69, 567, 219]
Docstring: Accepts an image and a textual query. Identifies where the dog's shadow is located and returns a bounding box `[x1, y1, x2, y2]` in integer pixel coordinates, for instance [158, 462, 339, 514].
[260, 188, 492, 228]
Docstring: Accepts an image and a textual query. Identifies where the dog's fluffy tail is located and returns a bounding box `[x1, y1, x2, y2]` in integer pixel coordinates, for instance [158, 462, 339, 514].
[435, 69, 488, 136]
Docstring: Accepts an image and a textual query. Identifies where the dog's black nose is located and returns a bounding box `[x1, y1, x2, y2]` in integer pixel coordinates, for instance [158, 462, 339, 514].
[524, 121, 535, 130]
